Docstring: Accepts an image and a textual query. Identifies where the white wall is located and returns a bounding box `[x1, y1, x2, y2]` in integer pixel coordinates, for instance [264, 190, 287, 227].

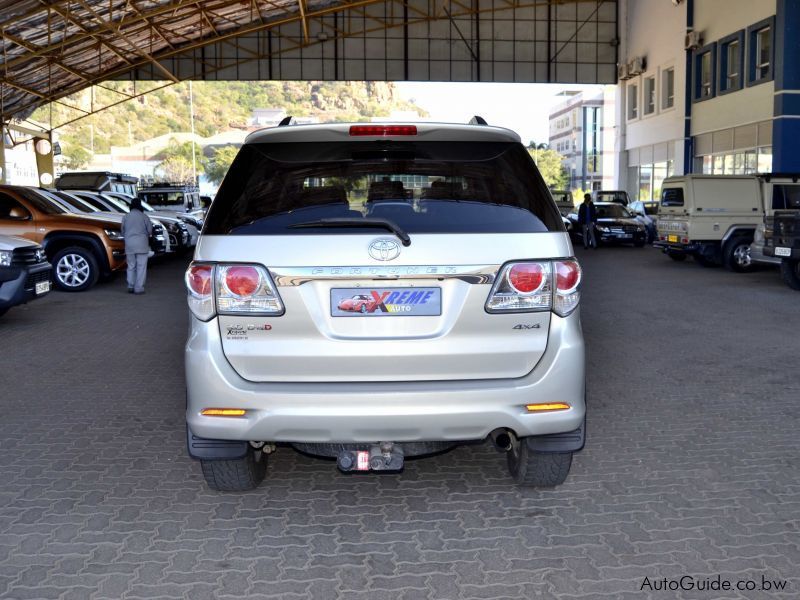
[690, 0, 776, 136]
[620, 0, 686, 155]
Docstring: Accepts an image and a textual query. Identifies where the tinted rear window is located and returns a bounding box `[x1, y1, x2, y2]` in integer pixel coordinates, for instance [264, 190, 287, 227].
[204, 141, 562, 235]
[661, 188, 684, 207]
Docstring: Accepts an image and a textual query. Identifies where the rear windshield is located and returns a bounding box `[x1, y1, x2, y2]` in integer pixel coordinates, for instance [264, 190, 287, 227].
[661, 187, 684, 207]
[204, 141, 562, 235]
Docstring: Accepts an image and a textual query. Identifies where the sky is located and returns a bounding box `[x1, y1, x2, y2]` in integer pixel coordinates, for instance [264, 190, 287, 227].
[394, 82, 604, 145]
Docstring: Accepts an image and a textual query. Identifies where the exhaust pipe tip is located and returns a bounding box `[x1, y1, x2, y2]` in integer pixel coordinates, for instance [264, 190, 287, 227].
[489, 429, 513, 452]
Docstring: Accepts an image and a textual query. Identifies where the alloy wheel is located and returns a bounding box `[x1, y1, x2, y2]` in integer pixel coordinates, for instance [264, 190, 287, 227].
[56, 253, 91, 288]
[733, 244, 752, 268]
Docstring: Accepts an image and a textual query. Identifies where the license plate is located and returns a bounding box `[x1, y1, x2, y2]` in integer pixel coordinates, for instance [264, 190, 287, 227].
[668, 234, 679, 243]
[35, 280, 50, 295]
[621, 234, 632, 239]
[331, 287, 441, 317]
[775, 246, 791, 257]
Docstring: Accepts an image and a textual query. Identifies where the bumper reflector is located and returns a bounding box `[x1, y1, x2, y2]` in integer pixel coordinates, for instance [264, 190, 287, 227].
[201, 408, 246, 417]
[526, 402, 570, 412]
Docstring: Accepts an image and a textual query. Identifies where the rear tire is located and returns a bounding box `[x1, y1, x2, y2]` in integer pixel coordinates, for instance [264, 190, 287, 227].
[781, 259, 800, 290]
[507, 437, 573, 487]
[200, 449, 266, 491]
[724, 237, 754, 272]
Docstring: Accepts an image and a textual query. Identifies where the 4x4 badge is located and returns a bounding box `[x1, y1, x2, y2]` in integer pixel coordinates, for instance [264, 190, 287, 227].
[369, 239, 401, 261]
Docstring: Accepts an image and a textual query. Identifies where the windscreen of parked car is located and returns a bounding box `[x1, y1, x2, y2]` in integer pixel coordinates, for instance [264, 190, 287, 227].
[12, 187, 70, 215]
[140, 191, 186, 207]
[596, 192, 628, 203]
[596, 204, 634, 219]
[204, 141, 563, 235]
[772, 185, 800, 210]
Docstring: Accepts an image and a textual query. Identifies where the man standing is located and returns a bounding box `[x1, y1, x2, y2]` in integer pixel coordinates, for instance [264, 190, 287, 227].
[577, 193, 598, 249]
[121, 198, 153, 294]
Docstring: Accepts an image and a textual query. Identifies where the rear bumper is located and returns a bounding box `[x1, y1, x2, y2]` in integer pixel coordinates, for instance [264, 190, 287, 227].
[185, 310, 586, 444]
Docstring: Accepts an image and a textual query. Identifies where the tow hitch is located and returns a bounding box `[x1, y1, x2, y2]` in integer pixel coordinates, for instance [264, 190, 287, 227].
[337, 442, 404, 472]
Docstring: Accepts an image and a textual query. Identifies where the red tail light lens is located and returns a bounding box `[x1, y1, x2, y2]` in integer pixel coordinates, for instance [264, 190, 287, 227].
[554, 260, 580, 293]
[186, 264, 212, 296]
[507, 263, 546, 294]
[349, 125, 418, 136]
[224, 266, 260, 297]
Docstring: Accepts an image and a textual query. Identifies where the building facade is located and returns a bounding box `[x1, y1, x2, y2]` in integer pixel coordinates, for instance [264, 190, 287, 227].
[548, 88, 616, 192]
[616, 0, 799, 201]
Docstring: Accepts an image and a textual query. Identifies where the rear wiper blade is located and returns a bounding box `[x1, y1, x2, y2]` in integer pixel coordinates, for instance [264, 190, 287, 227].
[287, 217, 412, 246]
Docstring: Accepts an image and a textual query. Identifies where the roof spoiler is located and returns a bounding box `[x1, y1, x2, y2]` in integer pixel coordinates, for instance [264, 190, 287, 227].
[278, 116, 296, 126]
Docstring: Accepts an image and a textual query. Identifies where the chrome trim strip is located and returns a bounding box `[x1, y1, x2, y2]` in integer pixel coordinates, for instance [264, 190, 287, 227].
[269, 265, 499, 286]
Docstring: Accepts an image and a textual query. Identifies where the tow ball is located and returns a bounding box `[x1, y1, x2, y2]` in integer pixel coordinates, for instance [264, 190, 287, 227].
[337, 442, 404, 472]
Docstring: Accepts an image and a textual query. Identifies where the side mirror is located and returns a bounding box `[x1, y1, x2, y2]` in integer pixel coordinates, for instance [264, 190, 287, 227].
[7, 207, 31, 220]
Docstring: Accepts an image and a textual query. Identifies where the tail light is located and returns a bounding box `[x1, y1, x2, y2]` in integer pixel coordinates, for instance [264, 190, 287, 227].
[185, 262, 284, 320]
[552, 260, 581, 316]
[486, 262, 552, 313]
[185, 263, 215, 321]
[217, 264, 283, 315]
[486, 259, 581, 316]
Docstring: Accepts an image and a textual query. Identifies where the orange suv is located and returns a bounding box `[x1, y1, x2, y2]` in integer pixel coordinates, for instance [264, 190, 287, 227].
[0, 185, 130, 291]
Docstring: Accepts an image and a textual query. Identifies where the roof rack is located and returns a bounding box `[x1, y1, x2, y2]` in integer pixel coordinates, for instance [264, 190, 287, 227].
[278, 116, 296, 127]
[469, 115, 488, 126]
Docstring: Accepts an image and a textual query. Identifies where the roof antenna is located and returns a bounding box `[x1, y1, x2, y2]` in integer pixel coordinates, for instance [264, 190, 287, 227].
[278, 116, 296, 126]
[468, 115, 488, 125]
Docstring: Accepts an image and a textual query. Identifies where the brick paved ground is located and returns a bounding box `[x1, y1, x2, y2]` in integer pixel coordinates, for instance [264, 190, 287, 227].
[0, 247, 798, 599]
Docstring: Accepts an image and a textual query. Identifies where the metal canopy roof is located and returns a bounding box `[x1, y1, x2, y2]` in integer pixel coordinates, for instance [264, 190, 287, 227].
[0, 0, 617, 125]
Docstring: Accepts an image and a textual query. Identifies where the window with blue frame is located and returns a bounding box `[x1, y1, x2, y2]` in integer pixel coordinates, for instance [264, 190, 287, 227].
[747, 17, 775, 85]
[694, 44, 716, 101]
[718, 31, 744, 94]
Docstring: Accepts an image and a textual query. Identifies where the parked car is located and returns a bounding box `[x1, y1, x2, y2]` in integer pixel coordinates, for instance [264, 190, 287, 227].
[749, 176, 800, 289]
[567, 202, 646, 247]
[55, 171, 138, 198]
[550, 190, 574, 216]
[655, 174, 800, 271]
[772, 210, 800, 289]
[138, 182, 204, 214]
[0, 234, 51, 317]
[184, 119, 586, 491]
[54, 190, 180, 254]
[628, 200, 659, 243]
[0, 184, 128, 291]
[592, 190, 630, 206]
[103, 192, 200, 249]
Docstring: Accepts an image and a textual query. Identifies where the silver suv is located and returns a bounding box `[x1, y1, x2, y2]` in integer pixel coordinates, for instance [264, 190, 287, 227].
[184, 121, 586, 491]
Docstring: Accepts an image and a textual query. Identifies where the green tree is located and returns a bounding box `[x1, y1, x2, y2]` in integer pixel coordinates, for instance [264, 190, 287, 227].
[527, 143, 568, 189]
[205, 146, 239, 185]
[153, 156, 195, 182]
[154, 138, 206, 182]
[61, 145, 92, 170]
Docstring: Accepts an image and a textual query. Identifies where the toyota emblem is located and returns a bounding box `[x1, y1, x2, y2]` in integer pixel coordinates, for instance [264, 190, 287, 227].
[368, 239, 401, 261]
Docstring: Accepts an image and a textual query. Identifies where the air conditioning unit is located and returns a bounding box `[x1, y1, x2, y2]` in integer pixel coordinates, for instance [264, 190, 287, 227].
[685, 31, 703, 50]
[628, 57, 646, 76]
[617, 63, 630, 81]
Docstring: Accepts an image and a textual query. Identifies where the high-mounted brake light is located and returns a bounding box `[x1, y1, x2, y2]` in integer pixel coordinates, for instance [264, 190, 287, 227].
[349, 125, 418, 137]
